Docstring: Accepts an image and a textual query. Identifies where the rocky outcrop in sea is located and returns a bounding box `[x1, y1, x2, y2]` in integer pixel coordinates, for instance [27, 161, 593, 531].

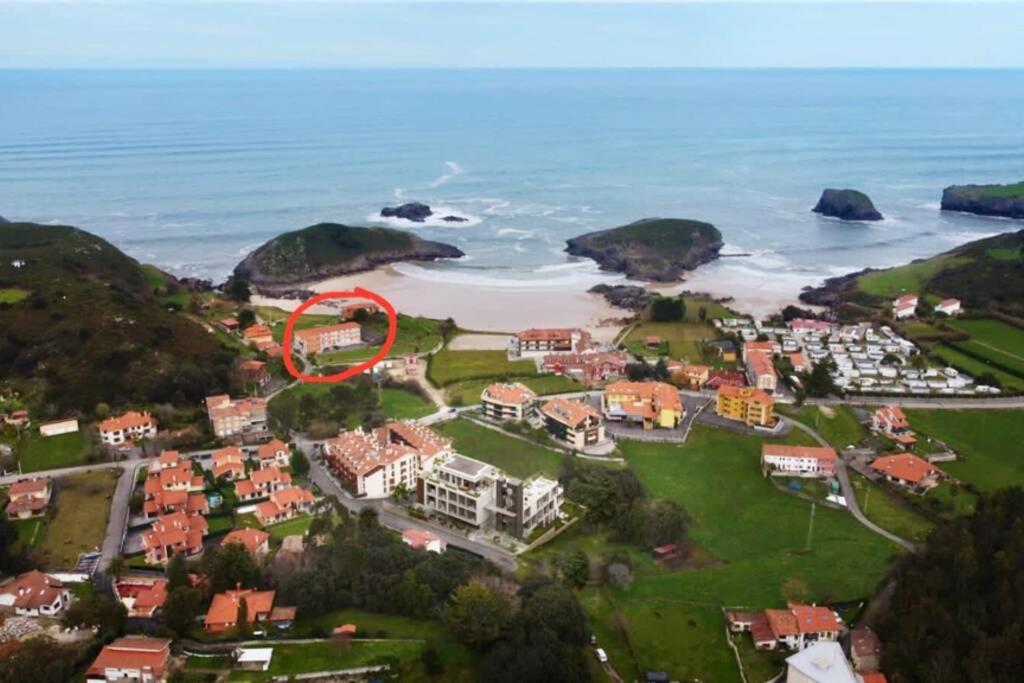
[812, 189, 883, 221]
[380, 202, 467, 223]
[941, 183, 1024, 220]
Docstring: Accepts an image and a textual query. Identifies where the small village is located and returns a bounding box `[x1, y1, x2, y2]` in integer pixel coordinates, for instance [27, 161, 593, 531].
[0, 280, 1019, 683]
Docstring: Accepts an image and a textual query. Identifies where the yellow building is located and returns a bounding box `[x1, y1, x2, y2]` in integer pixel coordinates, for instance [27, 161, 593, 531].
[715, 384, 775, 427]
[602, 381, 684, 430]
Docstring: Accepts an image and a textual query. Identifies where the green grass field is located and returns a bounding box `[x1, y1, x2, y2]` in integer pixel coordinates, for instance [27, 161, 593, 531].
[0, 287, 31, 304]
[380, 387, 435, 419]
[623, 321, 714, 361]
[20, 430, 90, 472]
[226, 640, 423, 682]
[434, 418, 564, 478]
[906, 409, 1024, 492]
[12, 516, 48, 552]
[315, 315, 443, 364]
[444, 374, 582, 406]
[428, 350, 537, 386]
[785, 405, 868, 450]
[37, 470, 119, 569]
[946, 318, 1024, 376]
[856, 255, 969, 298]
[848, 472, 934, 542]
[930, 344, 1024, 391]
[528, 425, 900, 682]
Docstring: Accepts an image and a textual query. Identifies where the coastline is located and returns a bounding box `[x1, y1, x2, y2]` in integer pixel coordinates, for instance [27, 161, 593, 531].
[251, 266, 630, 342]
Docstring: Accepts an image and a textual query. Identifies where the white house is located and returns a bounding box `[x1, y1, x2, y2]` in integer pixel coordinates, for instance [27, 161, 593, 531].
[0, 571, 70, 616]
[39, 418, 79, 437]
[935, 298, 961, 316]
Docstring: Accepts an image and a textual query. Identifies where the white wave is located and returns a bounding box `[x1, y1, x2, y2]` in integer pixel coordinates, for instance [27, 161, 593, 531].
[496, 228, 536, 240]
[391, 260, 625, 290]
[917, 201, 942, 211]
[936, 229, 1002, 245]
[513, 243, 527, 254]
[367, 206, 483, 229]
[427, 161, 463, 189]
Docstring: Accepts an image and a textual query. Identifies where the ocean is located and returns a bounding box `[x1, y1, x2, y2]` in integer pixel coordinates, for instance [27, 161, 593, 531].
[1, 69, 1022, 296]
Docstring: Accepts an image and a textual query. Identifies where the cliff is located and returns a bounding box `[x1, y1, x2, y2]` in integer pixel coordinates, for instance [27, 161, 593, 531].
[234, 223, 464, 291]
[941, 182, 1024, 220]
[812, 189, 883, 222]
[565, 218, 723, 282]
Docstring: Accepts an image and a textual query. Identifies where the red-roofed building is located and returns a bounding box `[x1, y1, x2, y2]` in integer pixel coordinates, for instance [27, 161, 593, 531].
[762, 444, 838, 477]
[212, 446, 247, 481]
[243, 324, 274, 345]
[0, 570, 70, 616]
[511, 328, 592, 358]
[540, 398, 606, 449]
[98, 411, 157, 446]
[204, 588, 290, 632]
[935, 298, 961, 317]
[705, 370, 748, 390]
[140, 512, 208, 565]
[728, 602, 843, 651]
[870, 454, 942, 491]
[5, 478, 51, 520]
[849, 626, 882, 673]
[254, 487, 315, 526]
[745, 348, 778, 393]
[871, 406, 916, 448]
[222, 528, 271, 559]
[114, 577, 169, 618]
[602, 381, 684, 430]
[235, 466, 292, 502]
[293, 323, 362, 355]
[402, 529, 446, 554]
[257, 439, 291, 470]
[205, 394, 268, 438]
[716, 384, 775, 427]
[143, 489, 209, 519]
[85, 637, 171, 683]
[541, 351, 628, 385]
[481, 382, 537, 421]
[237, 358, 270, 388]
[341, 302, 379, 320]
[789, 319, 832, 334]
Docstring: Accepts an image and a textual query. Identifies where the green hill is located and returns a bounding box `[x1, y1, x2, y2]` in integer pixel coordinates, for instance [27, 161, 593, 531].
[564, 217, 724, 281]
[801, 229, 1024, 319]
[0, 222, 235, 417]
[234, 223, 464, 292]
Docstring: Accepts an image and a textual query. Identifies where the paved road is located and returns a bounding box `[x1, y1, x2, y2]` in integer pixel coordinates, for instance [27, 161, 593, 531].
[296, 436, 518, 572]
[783, 418, 917, 552]
[98, 462, 144, 574]
[0, 459, 129, 486]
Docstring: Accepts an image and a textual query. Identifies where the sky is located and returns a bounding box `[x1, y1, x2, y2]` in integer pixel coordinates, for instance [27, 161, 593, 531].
[0, 1, 1022, 69]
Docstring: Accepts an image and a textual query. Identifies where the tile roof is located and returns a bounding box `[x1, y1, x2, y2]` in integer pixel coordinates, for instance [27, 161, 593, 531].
[746, 350, 777, 379]
[541, 398, 602, 428]
[205, 589, 277, 628]
[518, 328, 578, 342]
[762, 444, 838, 462]
[717, 384, 773, 404]
[0, 571, 65, 611]
[604, 381, 682, 414]
[258, 438, 290, 460]
[482, 382, 537, 406]
[7, 479, 48, 497]
[98, 411, 155, 433]
[871, 454, 939, 484]
[86, 637, 171, 678]
[222, 528, 270, 555]
[402, 529, 441, 550]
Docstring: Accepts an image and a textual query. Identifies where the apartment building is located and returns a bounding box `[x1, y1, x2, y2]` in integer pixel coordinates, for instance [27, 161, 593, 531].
[540, 398, 606, 448]
[715, 384, 776, 427]
[480, 382, 537, 421]
[761, 444, 838, 478]
[509, 327, 592, 358]
[98, 411, 157, 446]
[293, 322, 361, 355]
[85, 637, 172, 683]
[745, 350, 778, 394]
[602, 381, 684, 430]
[205, 394, 268, 438]
[417, 452, 563, 540]
[322, 422, 451, 498]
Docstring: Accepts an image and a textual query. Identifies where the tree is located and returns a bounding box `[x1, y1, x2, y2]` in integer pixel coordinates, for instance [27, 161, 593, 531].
[237, 596, 250, 636]
[107, 554, 126, 578]
[653, 358, 669, 381]
[62, 584, 126, 639]
[237, 308, 256, 329]
[443, 581, 515, 649]
[421, 643, 444, 675]
[557, 550, 590, 589]
[290, 448, 310, 477]
[0, 637, 77, 683]
[358, 507, 380, 533]
[166, 552, 189, 590]
[163, 586, 204, 635]
[204, 542, 260, 594]
[803, 355, 838, 398]
[650, 296, 684, 322]
[698, 306, 708, 322]
[224, 277, 251, 302]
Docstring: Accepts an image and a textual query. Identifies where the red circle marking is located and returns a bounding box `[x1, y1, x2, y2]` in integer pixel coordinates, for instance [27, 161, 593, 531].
[281, 287, 398, 383]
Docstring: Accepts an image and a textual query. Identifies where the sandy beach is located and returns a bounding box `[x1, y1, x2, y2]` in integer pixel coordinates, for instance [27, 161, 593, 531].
[251, 266, 629, 343]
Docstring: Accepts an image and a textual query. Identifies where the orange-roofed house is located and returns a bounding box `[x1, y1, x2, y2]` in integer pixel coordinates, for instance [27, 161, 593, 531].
[935, 298, 961, 317]
[222, 528, 271, 559]
[205, 394, 268, 438]
[341, 302, 379, 320]
[727, 602, 843, 651]
[742, 340, 780, 362]
[510, 328, 592, 358]
[243, 324, 274, 345]
[219, 317, 239, 332]
[870, 454, 942, 492]
[143, 489, 209, 519]
[788, 352, 810, 374]
[602, 381, 684, 430]
[151, 449, 183, 473]
[237, 358, 270, 388]
[5, 478, 51, 520]
[761, 444, 838, 478]
[674, 364, 710, 390]
[481, 382, 537, 421]
[140, 512, 208, 565]
[254, 487, 315, 526]
[322, 422, 451, 499]
[257, 438, 291, 470]
[715, 384, 775, 428]
[85, 636, 171, 683]
[114, 577, 169, 618]
[893, 294, 919, 320]
[540, 398, 606, 449]
[871, 406, 916, 448]
[235, 466, 292, 502]
[402, 529, 446, 554]
[98, 411, 157, 446]
[745, 349, 778, 394]
[212, 446, 247, 481]
[204, 588, 283, 632]
[849, 626, 882, 673]
[541, 351, 628, 385]
[0, 570, 70, 616]
[293, 323, 362, 355]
